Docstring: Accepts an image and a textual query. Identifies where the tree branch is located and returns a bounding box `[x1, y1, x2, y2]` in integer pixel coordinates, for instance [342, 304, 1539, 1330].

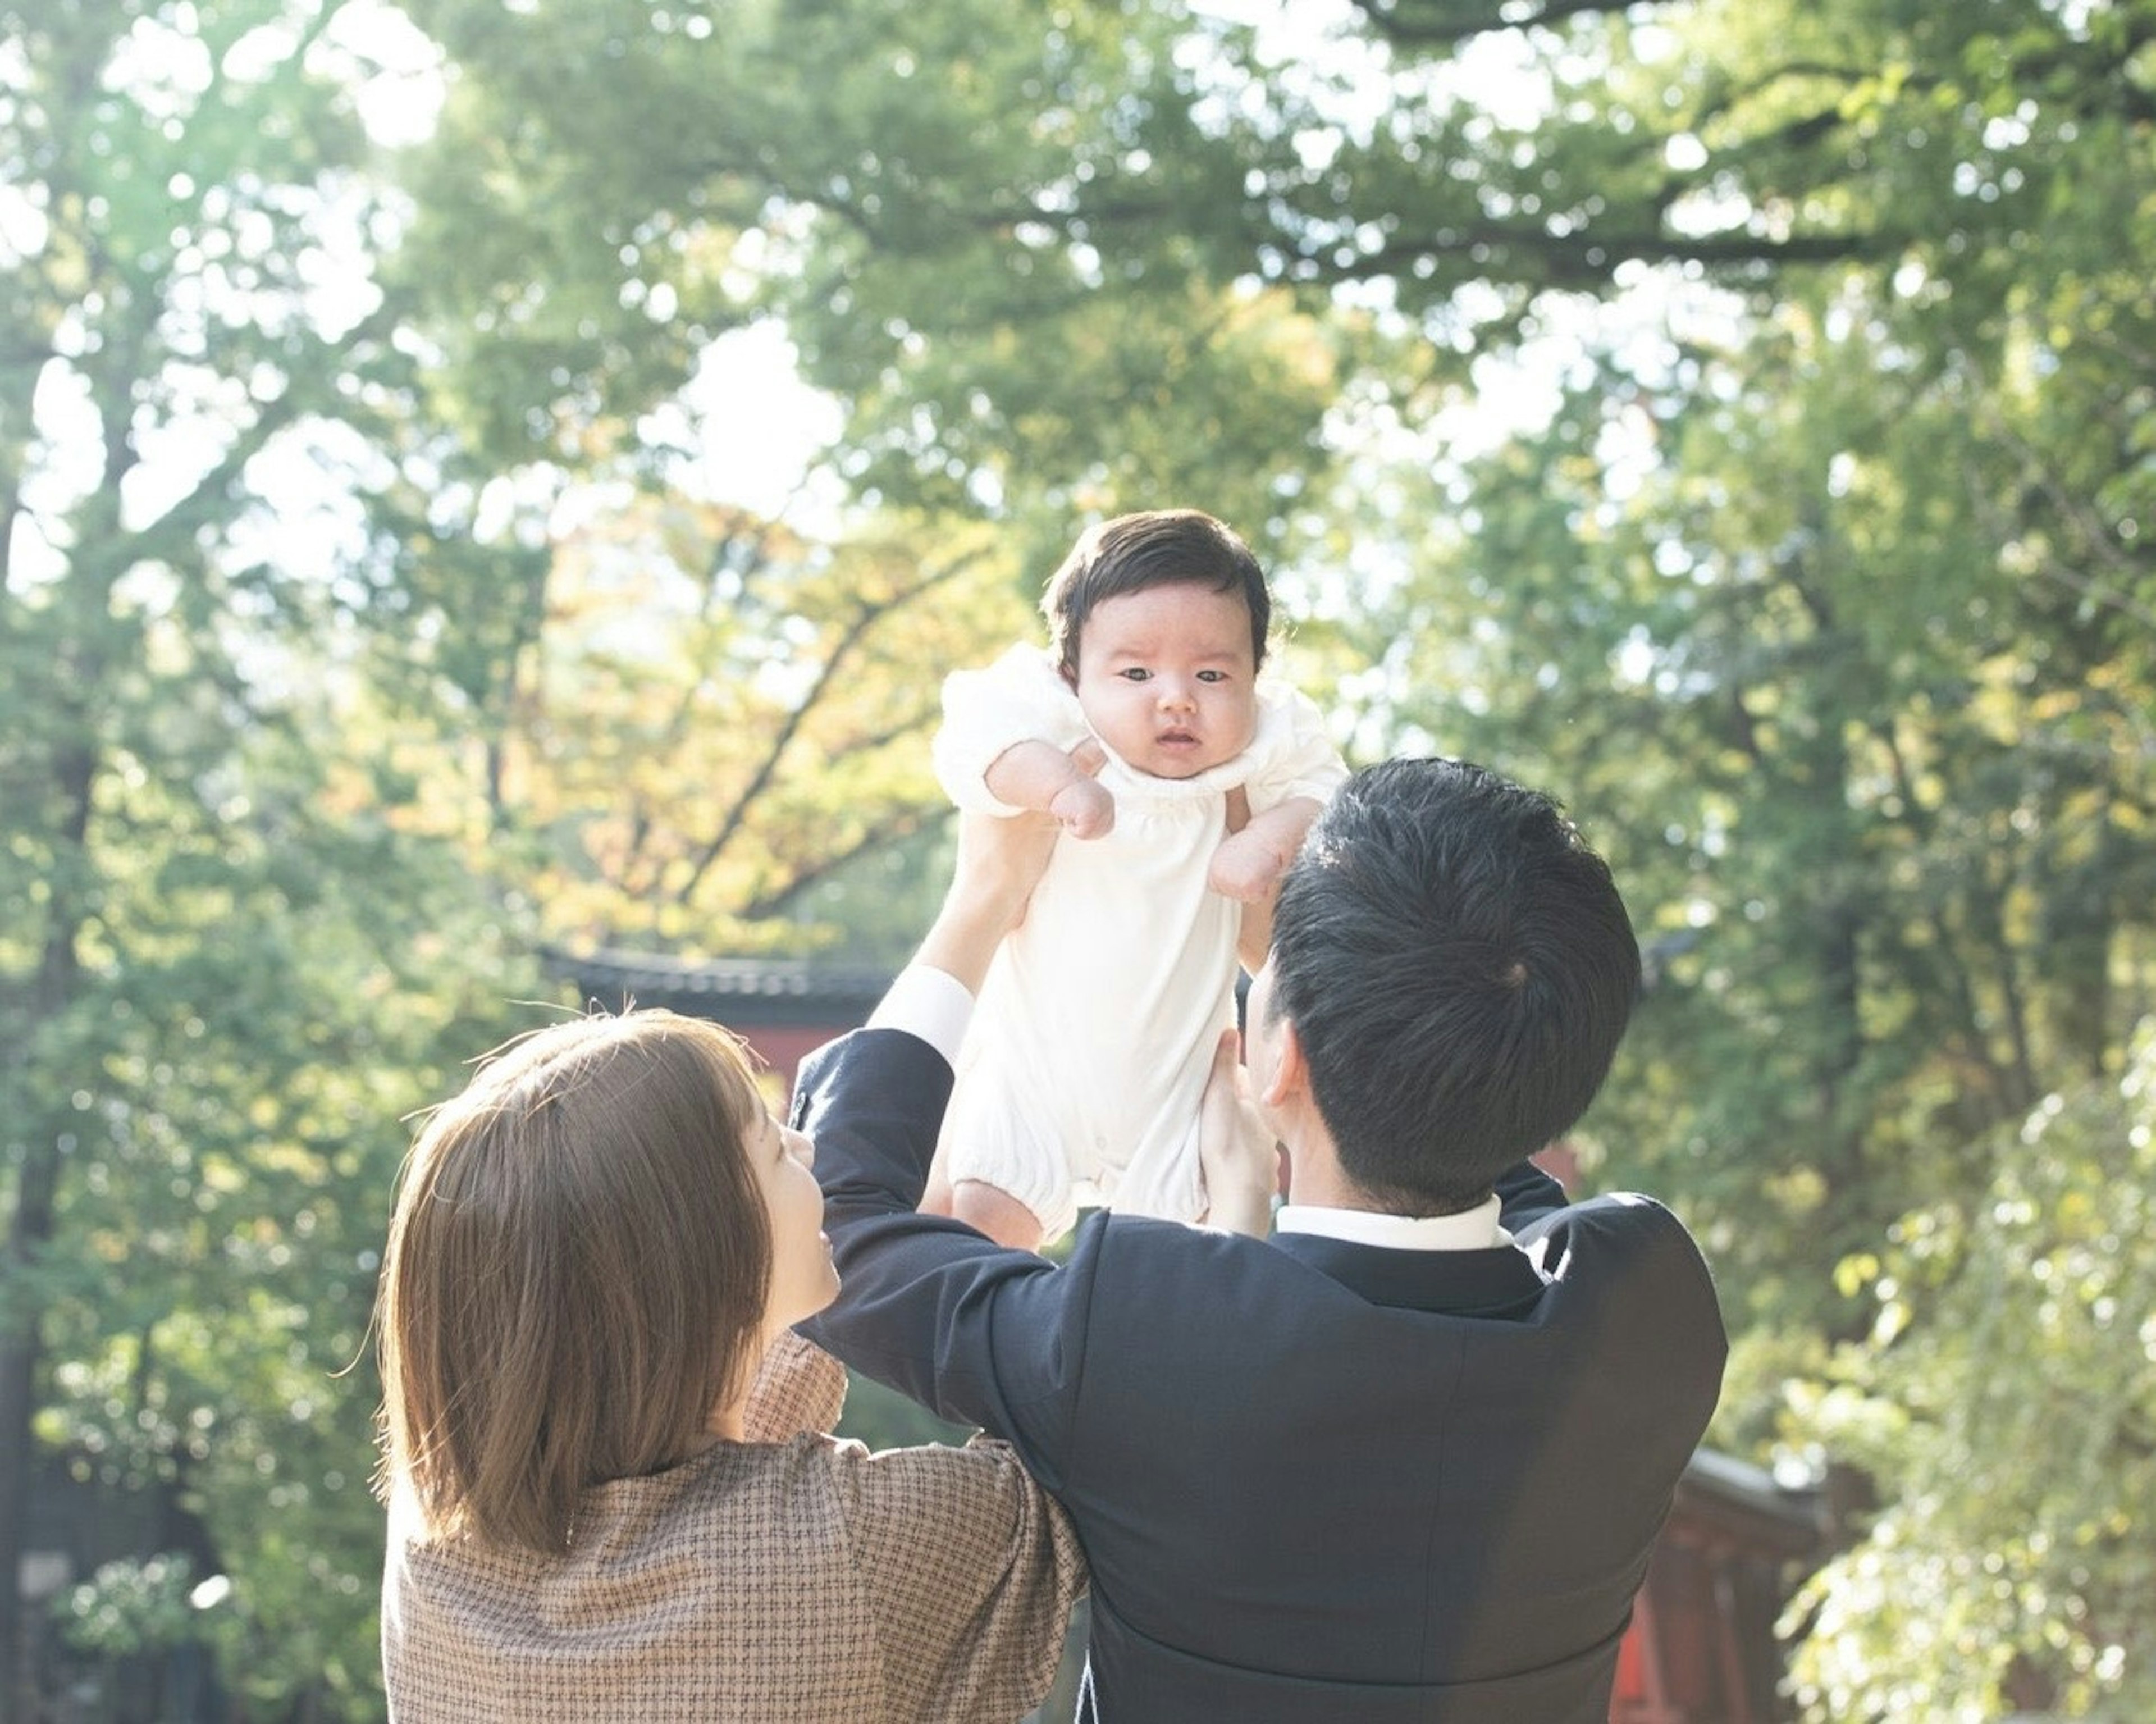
[673, 548, 986, 904]
[1341, 0, 1645, 50]
[620, 518, 783, 890]
[738, 804, 945, 920]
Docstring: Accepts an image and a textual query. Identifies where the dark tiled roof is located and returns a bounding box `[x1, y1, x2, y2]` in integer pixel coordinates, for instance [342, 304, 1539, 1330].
[1675, 1448, 1830, 1554]
[544, 947, 893, 1028]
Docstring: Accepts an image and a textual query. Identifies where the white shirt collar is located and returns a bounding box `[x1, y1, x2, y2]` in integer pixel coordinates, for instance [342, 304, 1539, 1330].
[1275, 1193, 1509, 1252]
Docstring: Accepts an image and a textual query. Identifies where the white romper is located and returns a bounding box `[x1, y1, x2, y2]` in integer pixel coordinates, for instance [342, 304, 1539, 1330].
[931, 644, 1347, 1241]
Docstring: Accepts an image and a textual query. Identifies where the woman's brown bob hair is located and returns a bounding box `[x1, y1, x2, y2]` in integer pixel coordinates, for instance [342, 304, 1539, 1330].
[374, 1010, 774, 1554]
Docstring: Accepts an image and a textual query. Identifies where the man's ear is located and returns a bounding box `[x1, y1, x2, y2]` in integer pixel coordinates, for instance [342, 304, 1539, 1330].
[1259, 1016, 1307, 1111]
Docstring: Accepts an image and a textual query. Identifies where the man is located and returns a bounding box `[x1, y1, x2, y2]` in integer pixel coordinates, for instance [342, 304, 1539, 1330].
[796, 758, 1726, 1722]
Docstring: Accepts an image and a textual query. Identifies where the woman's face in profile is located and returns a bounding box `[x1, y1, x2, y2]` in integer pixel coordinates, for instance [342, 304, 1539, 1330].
[747, 1106, 841, 1332]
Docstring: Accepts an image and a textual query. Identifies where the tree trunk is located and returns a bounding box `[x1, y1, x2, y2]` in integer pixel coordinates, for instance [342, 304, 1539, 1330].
[0, 736, 94, 1719]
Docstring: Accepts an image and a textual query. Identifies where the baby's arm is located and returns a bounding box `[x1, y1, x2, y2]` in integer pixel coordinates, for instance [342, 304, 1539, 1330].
[1207, 793, 1323, 903]
[984, 738, 1114, 839]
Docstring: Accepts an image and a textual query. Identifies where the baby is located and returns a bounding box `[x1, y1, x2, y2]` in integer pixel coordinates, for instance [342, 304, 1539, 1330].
[926, 509, 1347, 1251]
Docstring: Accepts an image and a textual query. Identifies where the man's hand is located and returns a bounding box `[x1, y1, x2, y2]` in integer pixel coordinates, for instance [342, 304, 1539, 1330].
[1220, 787, 1325, 972]
[1197, 1029, 1281, 1237]
[915, 735, 1099, 994]
[958, 804, 1060, 931]
[914, 806, 1061, 995]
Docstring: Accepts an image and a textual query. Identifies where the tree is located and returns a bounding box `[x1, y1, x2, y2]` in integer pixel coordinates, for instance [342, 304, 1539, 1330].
[392, 0, 1350, 542]
[410, 499, 1036, 955]
[1780, 1025, 2156, 1719]
[0, 2, 555, 1711]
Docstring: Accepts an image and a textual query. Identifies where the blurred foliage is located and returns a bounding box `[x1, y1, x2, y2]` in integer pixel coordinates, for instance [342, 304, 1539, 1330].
[4, 0, 2154, 1716]
[835, 1370, 977, 1453]
[1780, 1026, 2156, 1720]
[424, 504, 1035, 954]
[58, 1554, 201, 1658]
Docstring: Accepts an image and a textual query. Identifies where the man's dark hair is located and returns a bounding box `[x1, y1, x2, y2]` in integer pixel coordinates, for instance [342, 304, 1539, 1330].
[1267, 758, 1641, 1214]
[1042, 509, 1271, 676]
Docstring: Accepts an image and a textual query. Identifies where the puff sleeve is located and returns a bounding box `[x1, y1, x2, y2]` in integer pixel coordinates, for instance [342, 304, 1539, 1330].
[931, 644, 1091, 815]
[1241, 682, 1349, 813]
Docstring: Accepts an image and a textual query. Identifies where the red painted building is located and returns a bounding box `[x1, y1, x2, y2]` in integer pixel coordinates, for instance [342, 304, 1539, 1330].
[558, 950, 1833, 1722]
[1613, 1449, 1828, 1722]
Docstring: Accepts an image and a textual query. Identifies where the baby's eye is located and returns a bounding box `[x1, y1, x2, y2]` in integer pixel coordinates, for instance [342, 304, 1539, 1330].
[1196, 669, 1231, 683]
[1117, 667, 1153, 682]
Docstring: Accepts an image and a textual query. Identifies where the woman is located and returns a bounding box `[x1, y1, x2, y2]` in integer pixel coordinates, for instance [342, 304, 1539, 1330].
[374, 1008, 1084, 1723]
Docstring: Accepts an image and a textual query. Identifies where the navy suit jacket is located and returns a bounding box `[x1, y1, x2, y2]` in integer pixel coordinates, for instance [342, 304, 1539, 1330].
[797, 1027, 1726, 1723]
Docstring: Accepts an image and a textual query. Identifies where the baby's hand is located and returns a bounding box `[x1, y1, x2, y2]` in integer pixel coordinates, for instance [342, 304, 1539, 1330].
[1049, 775, 1115, 840]
[1207, 826, 1290, 901]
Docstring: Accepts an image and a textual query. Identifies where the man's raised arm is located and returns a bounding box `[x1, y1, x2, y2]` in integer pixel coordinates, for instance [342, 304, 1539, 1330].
[910, 809, 1060, 997]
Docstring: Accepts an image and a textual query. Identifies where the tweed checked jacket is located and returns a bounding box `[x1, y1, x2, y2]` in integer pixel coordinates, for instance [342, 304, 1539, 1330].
[381, 1334, 1084, 1723]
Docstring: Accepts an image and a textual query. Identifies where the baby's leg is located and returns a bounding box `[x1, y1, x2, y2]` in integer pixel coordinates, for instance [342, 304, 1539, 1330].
[950, 1179, 1047, 1253]
[919, 1137, 956, 1216]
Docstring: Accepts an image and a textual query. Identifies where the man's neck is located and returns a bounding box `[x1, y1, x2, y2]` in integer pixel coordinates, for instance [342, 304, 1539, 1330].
[1281, 1147, 1386, 1214]
[1282, 1135, 1491, 1222]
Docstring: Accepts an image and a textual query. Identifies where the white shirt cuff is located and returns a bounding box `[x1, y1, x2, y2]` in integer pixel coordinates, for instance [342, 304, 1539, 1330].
[865, 964, 976, 1068]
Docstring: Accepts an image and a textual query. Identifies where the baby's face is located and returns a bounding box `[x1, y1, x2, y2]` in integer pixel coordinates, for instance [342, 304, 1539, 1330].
[1068, 581, 1259, 779]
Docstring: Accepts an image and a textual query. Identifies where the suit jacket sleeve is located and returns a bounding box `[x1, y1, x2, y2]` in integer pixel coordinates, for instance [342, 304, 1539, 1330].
[792, 1026, 1097, 1489]
[1495, 1156, 1572, 1231]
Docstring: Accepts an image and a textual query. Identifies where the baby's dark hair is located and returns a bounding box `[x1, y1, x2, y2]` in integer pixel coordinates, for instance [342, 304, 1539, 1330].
[1042, 509, 1271, 675]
